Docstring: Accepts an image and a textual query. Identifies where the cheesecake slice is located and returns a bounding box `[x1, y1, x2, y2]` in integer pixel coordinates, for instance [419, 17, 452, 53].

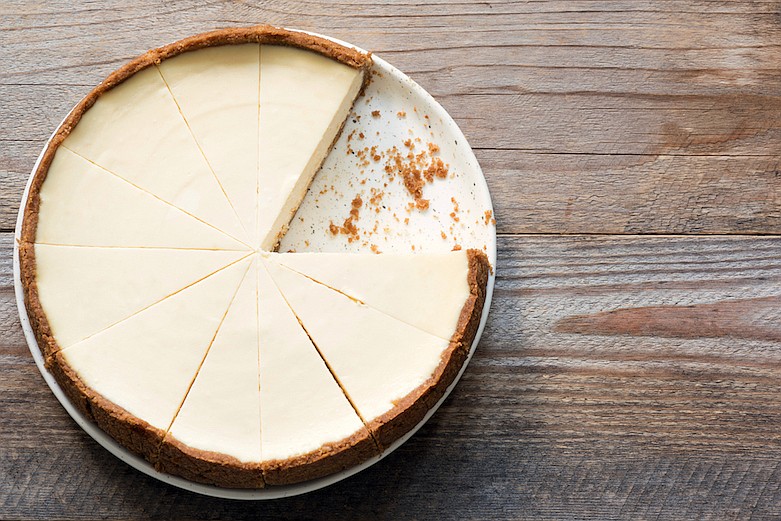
[27, 244, 247, 355]
[33, 147, 248, 249]
[61, 66, 247, 241]
[158, 44, 260, 239]
[158, 259, 263, 488]
[274, 251, 475, 340]
[264, 258, 466, 449]
[257, 261, 377, 485]
[257, 45, 365, 250]
[51, 256, 252, 457]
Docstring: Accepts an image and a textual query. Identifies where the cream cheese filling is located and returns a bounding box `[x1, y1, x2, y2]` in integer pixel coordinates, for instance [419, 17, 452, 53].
[35, 245, 248, 350]
[60, 258, 252, 432]
[36, 147, 248, 250]
[257, 260, 367, 462]
[62, 65, 248, 242]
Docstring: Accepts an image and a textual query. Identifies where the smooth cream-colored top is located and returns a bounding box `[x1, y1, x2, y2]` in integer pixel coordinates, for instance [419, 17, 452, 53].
[62, 66, 248, 241]
[273, 252, 471, 340]
[35, 245, 247, 349]
[37, 147, 248, 249]
[158, 44, 260, 240]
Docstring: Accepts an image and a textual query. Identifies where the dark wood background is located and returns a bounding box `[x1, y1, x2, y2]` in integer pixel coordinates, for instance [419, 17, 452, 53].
[2, 1, 781, 519]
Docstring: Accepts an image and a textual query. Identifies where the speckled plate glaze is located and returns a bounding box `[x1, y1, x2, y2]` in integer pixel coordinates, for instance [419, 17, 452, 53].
[13, 29, 496, 499]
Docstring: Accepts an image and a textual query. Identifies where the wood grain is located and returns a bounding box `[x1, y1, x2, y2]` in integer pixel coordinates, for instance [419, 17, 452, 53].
[3, 234, 781, 519]
[1, 0, 779, 233]
[2, 0, 781, 519]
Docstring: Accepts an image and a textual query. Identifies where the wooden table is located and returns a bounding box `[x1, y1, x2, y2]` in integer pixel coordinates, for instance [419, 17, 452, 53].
[2, 1, 781, 519]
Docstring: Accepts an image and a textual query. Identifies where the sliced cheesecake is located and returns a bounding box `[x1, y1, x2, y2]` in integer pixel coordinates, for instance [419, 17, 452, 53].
[19, 26, 491, 489]
[257, 45, 366, 250]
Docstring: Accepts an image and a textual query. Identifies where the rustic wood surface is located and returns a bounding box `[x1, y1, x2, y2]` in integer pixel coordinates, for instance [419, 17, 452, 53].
[2, 1, 781, 519]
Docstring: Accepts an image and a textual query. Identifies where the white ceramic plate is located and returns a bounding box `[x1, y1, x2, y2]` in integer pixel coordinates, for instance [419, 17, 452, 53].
[13, 29, 496, 500]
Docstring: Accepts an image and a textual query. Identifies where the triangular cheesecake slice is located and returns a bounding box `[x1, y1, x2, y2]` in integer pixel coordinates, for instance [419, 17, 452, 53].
[32, 147, 248, 249]
[158, 259, 263, 488]
[49, 257, 252, 458]
[263, 258, 464, 449]
[257, 261, 377, 485]
[28, 244, 247, 355]
[273, 251, 477, 340]
[257, 45, 367, 250]
[62, 65, 247, 241]
[158, 44, 260, 239]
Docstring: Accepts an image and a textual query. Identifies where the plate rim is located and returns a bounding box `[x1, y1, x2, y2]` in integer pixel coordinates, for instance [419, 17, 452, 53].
[12, 27, 497, 500]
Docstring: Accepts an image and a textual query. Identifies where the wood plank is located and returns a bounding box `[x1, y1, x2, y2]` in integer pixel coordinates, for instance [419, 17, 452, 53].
[3, 233, 781, 519]
[1, 1, 778, 233]
[485, 150, 781, 235]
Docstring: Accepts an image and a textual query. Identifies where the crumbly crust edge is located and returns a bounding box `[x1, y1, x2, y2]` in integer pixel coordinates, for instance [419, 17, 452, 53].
[156, 421, 379, 488]
[367, 249, 490, 449]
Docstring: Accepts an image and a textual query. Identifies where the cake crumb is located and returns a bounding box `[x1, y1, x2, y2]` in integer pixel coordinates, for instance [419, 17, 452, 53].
[484, 210, 495, 225]
[397, 110, 407, 118]
[328, 195, 363, 241]
[370, 244, 381, 254]
[453, 244, 462, 251]
[450, 197, 460, 222]
[372, 110, 381, 118]
[423, 157, 448, 182]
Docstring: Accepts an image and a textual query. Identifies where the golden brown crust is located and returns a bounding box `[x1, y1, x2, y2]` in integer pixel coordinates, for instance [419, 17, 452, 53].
[156, 436, 265, 489]
[18, 242, 59, 359]
[451, 249, 491, 357]
[47, 352, 166, 460]
[157, 423, 378, 487]
[262, 427, 378, 485]
[367, 249, 490, 449]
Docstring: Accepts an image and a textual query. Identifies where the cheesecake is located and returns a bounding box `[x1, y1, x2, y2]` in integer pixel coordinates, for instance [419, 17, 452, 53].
[19, 26, 490, 489]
